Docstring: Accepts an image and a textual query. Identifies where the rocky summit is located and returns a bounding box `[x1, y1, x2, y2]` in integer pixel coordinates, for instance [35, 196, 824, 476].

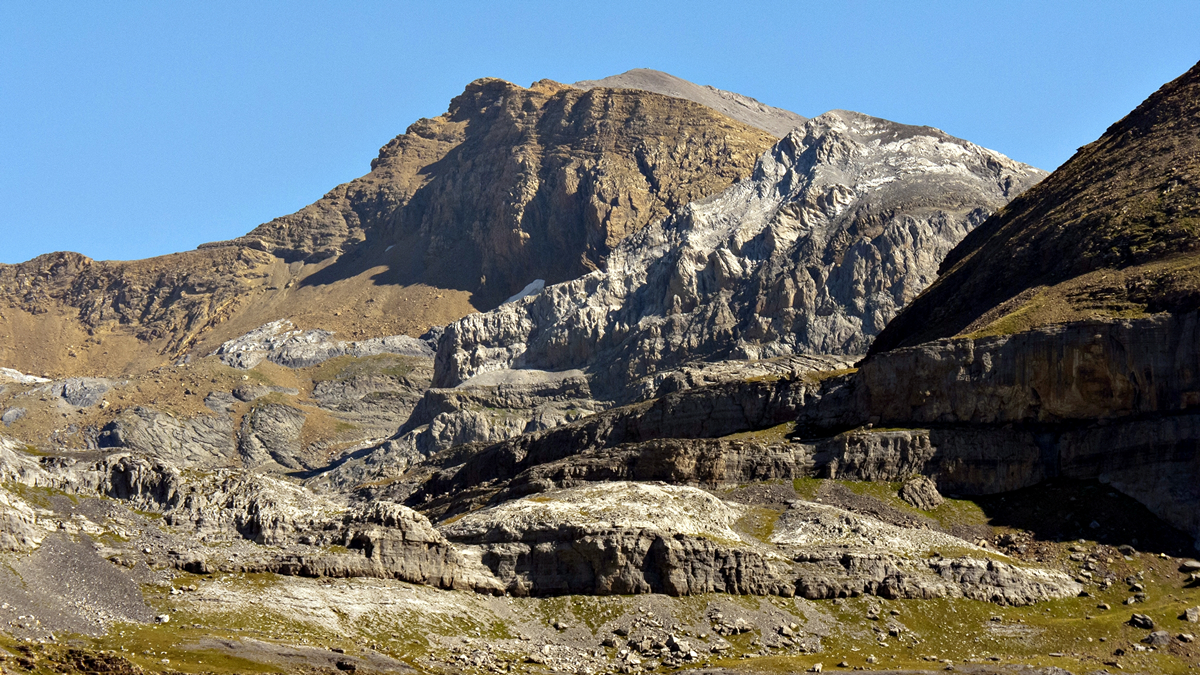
[3, 64, 1200, 675]
[0, 76, 776, 377]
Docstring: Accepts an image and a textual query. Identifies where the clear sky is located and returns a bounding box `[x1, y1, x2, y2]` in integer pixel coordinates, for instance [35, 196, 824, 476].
[2, 1, 1198, 264]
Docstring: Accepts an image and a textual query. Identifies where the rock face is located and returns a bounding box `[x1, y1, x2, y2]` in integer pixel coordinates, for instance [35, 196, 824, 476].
[873, 58, 1200, 352]
[0, 446, 495, 591]
[574, 68, 807, 137]
[0, 75, 776, 375]
[796, 311, 1200, 540]
[238, 403, 309, 469]
[434, 110, 1045, 393]
[212, 319, 434, 369]
[403, 376, 826, 515]
[97, 407, 237, 468]
[441, 482, 793, 597]
[439, 482, 1079, 603]
[899, 475, 945, 511]
[231, 78, 777, 309]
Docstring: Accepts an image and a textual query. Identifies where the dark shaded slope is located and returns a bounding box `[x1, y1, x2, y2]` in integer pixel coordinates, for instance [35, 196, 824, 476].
[871, 60, 1200, 354]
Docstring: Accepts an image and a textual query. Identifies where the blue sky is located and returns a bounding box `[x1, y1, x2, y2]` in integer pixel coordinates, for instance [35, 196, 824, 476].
[2, 1, 1197, 264]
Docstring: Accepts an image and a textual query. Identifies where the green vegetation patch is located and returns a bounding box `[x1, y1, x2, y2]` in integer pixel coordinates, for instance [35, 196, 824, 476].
[723, 421, 796, 443]
[308, 354, 418, 383]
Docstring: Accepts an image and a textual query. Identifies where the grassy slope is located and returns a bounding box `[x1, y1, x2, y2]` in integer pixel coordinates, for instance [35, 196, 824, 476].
[872, 59, 1200, 353]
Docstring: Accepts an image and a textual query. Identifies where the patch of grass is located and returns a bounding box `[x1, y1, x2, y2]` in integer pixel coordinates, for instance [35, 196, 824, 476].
[800, 367, 859, 386]
[838, 479, 989, 530]
[791, 477, 822, 501]
[723, 421, 795, 443]
[5, 481, 78, 508]
[298, 409, 357, 450]
[735, 507, 784, 543]
[308, 354, 418, 384]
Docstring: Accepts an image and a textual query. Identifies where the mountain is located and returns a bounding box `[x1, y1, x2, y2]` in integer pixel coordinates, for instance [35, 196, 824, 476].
[0, 76, 777, 377]
[434, 110, 1045, 394]
[574, 68, 808, 136]
[3, 66, 1199, 675]
[871, 59, 1200, 353]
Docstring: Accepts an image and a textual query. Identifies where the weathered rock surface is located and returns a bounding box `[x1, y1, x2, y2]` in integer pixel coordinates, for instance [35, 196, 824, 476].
[442, 482, 792, 597]
[47, 378, 113, 407]
[232, 77, 777, 309]
[402, 376, 823, 513]
[899, 475, 945, 511]
[795, 311, 1200, 540]
[0, 447, 496, 592]
[213, 319, 434, 369]
[316, 355, 854, 492]
[777, 502, 1078, 605]
[440, 482, 1078, 603]
[97, 407, 237, 468]
[0, 74, 776, 376]
[434, 111, 1044, 392]
[238, 403, 309, 469]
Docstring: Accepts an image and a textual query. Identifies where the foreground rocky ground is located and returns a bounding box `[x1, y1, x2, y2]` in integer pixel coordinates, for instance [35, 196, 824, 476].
[1, 443, 1198, 675]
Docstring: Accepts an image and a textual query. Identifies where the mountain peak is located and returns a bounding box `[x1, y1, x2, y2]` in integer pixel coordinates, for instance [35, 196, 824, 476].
[574, 68, 807, 137]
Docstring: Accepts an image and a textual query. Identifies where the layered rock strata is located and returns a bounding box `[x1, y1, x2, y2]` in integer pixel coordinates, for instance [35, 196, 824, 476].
[798, 311, 1200, 540]
[434, 111, 1045, 393]
[440, 482, 1079, 603]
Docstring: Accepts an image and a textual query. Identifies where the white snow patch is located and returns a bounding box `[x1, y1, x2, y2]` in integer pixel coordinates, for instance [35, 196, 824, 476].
[503, 279, 545, 305]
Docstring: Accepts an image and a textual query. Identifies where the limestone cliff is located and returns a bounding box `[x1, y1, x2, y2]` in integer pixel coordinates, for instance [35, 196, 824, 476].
[0, 76, 777, 376]
[434, 111, 1045, 392]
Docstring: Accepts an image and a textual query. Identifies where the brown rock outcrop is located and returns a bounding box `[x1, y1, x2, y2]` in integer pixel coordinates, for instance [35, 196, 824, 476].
[0, 76, 776, 375]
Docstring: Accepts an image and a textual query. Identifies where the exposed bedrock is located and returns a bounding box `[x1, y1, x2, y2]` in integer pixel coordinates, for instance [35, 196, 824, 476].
[795, 311, 1200, 541]
[97, 406, 237, 468]
[315, 355, 852, 492]
[238, 403, 308, 470]
[424, 427, 1043, 518]
[442, 483, 794, 597]
[0, 447, 498, 592]
[402, 376, 819, 509]
[432, 111, 1045, 393]
[440, 483, 1079, 603]
[853, 311, 1200, 426]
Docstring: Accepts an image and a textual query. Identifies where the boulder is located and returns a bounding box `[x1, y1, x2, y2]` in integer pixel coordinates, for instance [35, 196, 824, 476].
[899, 475, 945, 511]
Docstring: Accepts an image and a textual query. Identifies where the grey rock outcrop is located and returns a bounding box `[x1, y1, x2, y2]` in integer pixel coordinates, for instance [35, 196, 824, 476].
[415, 425, 1044, 518]
[795, 311, 1200, 541]
[440, 482, 1079, 603]
[97, 406, 237, 468]
[2, 407, 26, 426]
[899, 475, 945, 511]
[49, 378, 113, 407]
[0, 446, 497, 592]
[777, 502, 1078, 605]
[213, 319, 434, 370]
[315, 355, 852, 492]
[238, 403, 308, 470]
[442, 482, 794, 597]
[403, 376, 822, 513]
[433, 112, 1044, 395]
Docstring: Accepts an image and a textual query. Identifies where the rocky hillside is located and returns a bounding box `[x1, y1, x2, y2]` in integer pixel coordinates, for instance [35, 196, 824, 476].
[574, 68, 808, 137]
[435, 110, 1045, 394]
[0, 76, 778, 377]
[872, 59, 1200, 353]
